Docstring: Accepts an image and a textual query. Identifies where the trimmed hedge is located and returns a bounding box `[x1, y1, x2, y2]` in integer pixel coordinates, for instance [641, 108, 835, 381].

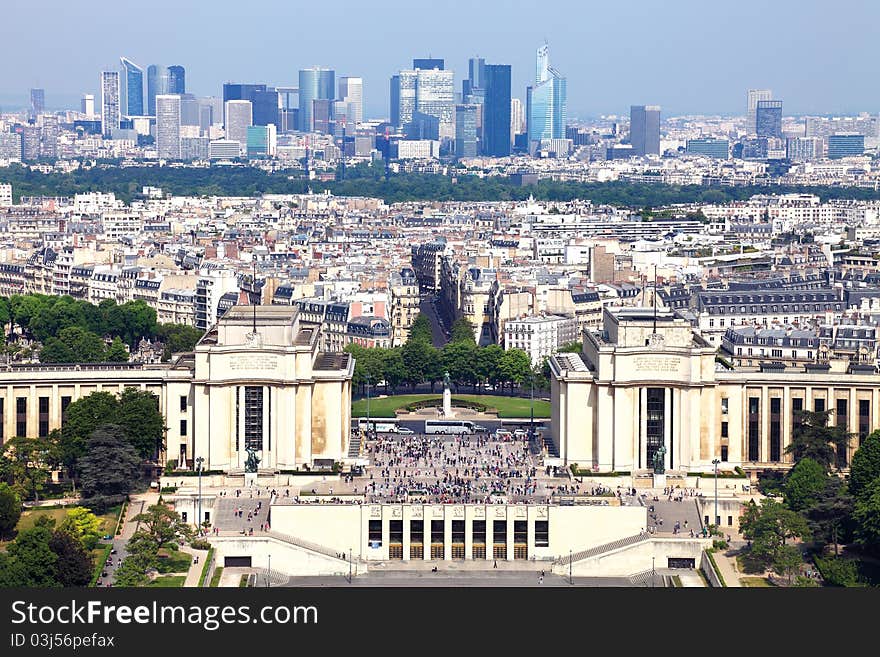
[198, 546, 215, 587]
[404, 397, 488, 413]
[706, 549, 727, 587]
[210, 567, 224, 588]
[90, 544, 113, 587]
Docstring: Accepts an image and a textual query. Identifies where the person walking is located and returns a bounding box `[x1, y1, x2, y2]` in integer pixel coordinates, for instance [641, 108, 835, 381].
[493, 560, 498, 569]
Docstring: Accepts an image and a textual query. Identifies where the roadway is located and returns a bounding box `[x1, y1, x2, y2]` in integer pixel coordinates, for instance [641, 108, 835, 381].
[418, 294, 449, 347]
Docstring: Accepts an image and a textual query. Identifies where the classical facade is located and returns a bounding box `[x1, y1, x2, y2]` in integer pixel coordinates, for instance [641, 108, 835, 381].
[0, 305, 354, 473]
[550, 307, 880, 474]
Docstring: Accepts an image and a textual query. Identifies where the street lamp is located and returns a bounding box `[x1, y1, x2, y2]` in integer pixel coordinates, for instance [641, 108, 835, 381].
[349, 548, 353, 584]
[712, 458, 721, 531]
[569, 549, 572, 585]
[267, 554, 271, 588]
[195, 456, 205, 536]
[366, 375, 371, 436]
[652, 556, 656, 588]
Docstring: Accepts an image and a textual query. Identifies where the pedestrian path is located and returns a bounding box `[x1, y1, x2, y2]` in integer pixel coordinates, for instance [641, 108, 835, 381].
[714, 550, 742, 587]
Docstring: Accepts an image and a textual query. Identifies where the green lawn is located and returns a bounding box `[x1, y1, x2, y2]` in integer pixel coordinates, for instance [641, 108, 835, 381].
[155, 548, 193, 574]
[15, 504, 121, 536]
[352, 394, 550, 419]
[147, 575, 186, 587]
[210, 567, 224, 587]
[741, 577, 775, 587]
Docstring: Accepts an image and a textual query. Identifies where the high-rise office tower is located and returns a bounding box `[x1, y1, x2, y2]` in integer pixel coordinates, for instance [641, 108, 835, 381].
[463, 57, 485, 101]
[247, 124, 277, 158]
[526, 43, 567, 147]
[20, 126, 41, 161]
[252, 89, 280, 127]
[338, 77, 363, 125]
[482, 64, 511, 156]
[747, 89, 772, 135]
[101, 71, 120, 137]
[755, 100, 783, 138]
[147, 65, 169, 115]
[224, 100, 252, 153]
[455, 104, 478, 157]
[222, 83, 267, 126]
[298, 67, 335, 132]
[630, 105, 661, 156]
[168, 66, 185, 94]
[312, 99, 333, 134]
[179, 94, 200, 126]
[391, 71, 417, 127]
[156, 94, 182, 159]
[41, 115, 59, 158]
[414, 68, 455, 139]
[29, 89, 45, 119]
[413, 58, 444, 70]
[510, 98, 525, 141]
[119, 57, 144, 117]
[827, 133, 865, 159]
[81, 94, 95, 117]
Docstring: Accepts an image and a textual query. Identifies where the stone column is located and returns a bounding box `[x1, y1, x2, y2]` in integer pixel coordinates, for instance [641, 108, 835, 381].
[402, 507, 411, 562]
[664, 387, 672, 472]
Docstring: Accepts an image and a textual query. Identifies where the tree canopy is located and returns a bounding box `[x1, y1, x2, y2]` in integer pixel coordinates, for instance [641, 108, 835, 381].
[78, 424, 143, 499]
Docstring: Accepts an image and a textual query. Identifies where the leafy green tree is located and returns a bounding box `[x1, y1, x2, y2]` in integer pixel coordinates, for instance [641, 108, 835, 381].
[49, 530, 93, 587]
[498, 349, 532, 390]
[381, 348, 406, 393]
[803, 476, 854, 554]
[131, 503, 193, 551]
[40, 326, 106, 363]
[3, 525, 59, 587]
[401, 338, 432, 390]
[853, 478, 880, 553]
[114, 551, 154, 587]
[79, 425, 142, 498]
[772, 544, 803, 585]
[476, 344, 504, 390]
[784, 458, 827, 512]
[557, 341, 582, 353]
[0, 482, 21, 538]
[1, 436, 57, 502]
[849, 430, 880, 500]
[449, 317, 477, 344]
[117, 388, 166, 459]
[442, 341, 478, 388]
[156, 323, 204, 361]
[58, 391, 119, 477]
[814, 556, 863, 587]
[408, 313, 434, 345]
[59, 507, 102, 549]
[785, 410, 851, 471]
[739, 498, 810, 567]
[38, 337, 76, 363]
[105, 336, 129, 362]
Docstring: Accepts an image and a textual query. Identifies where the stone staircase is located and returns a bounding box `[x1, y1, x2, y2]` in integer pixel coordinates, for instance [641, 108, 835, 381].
[554, 532, 651, 567]
[250, 567, 290, 587]
[542, 432, 559, 458]
[266, 530, 353, 563]
[347, 432, 363, 459]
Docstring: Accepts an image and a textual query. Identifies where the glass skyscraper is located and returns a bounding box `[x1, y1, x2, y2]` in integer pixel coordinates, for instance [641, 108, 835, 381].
[168, 66, 185, 94]
[482, 64, 511, 156]
[101, 70, 120, 137]
[29, 89, 45, 119]
[147, 65, 168, 116]
[298, 68, 335, 133]
[827, 134, 865, 159]
[526, 44, 566, 147]
[455, 105, 478, 157]
[755, 100, 783, 138]
[119, 57, 144, 117]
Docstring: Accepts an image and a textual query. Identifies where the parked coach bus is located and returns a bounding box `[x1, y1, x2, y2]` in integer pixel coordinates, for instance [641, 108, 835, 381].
[357, 419, 413, 434]
[424, 420, 478, 434]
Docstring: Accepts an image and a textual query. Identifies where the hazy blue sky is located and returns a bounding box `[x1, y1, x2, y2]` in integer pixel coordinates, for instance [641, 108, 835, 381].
[1, 0, 876, 118]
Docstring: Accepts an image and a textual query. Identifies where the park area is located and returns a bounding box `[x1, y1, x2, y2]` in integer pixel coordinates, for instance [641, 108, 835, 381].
[351, 394, 551, 418]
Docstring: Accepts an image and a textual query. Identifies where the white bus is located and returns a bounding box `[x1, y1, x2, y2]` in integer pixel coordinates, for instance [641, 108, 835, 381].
[358, 419, 402, 433]
[424, 420, 476, 435]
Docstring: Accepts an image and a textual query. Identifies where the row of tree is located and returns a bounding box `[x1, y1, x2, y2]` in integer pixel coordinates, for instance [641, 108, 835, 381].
[344, 316, 536, 394]
[0, 294, 203, 363]
[737, 410, 880, 585]
[7, 161, 880, 206]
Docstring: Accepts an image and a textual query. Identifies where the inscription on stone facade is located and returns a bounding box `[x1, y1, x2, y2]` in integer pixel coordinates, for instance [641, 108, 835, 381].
[634, 357, 680, 373]
[230, 355, 279, 371]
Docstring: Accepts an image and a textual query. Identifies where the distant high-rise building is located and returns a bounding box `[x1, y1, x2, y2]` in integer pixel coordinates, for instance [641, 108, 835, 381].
[391, 71, 417, 127]
[168, 66, 185, 94]
[686, 137, 729, 159]
[222, 83, 267, 126]
[527, 43, 566, 148]
[101, 71, 121, 137]
[298, 68, 335, 132]
[179, 94, 200, 126]
[747, 89, 772, 135]
[156, 94, 182, 159]
[630, 105, 661, 156]
[755, 100, 783, 138]
[247, 124, 277, 158]
[463, 57, 485, 101]
[405, 111, 440, 141]
[827, 133, 865, 159]
[252, 89, 280, 127]
[455, 104, 478, 157]
[29, 89, 45, 119]
[510, 98, 525, 141]
[482, 64, 511, 156]
[119, 57, 144, 117]
[41, 115, 59, 158]
[20, 126, 41, 161]
[81, 94, 95, 117]
[0, 133, 23, 161]
[338, 77, 363, 125]
[146, 65, 169, 115]
[413, 58, 444, 70]
[786, 136, 821, 162]
[312, 99, 333, 134]
[414, 68, 455, 139]
[224, 100, 252, 153]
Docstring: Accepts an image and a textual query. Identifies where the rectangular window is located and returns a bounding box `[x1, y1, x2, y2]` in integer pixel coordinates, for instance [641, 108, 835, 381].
[61, 396, 72, 424]
[180, 419, 188, 437]
[431, 520, 444, 544]
[452, 520, 465, 543]
[721, 421, 729, 438]
[410, 520, 424, 544]
[244, 386, 263, 451]
[472, 520, 486, 544]
[368, 519, 382, 546]
[836, 398, 848, 468]
[179, 395, 187, 412]
[646, 388, 665, 471]
[514, 520, 527, 544]
[38, 396, 49, 438]
[770, 397, 781, 462]
[720, 445, 728, 462]
[0, 398, 4, 443]
[748, 397, 760, 462]
[721, 398, 729, 415]
[859, 399, 870, 446]
[389, 520, 403, 543]
[235, 386, 240, 452]
[535, 520, 549, 547]
[16, 397, 26, 438]
[493, 520, 507, 545]
[815, 398, 825, 413]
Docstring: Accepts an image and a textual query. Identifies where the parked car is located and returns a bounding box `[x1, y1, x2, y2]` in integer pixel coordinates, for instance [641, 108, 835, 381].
[495, 429, 513, 440]
[513, 429, 528, 438]
[397, 427, 415, 435]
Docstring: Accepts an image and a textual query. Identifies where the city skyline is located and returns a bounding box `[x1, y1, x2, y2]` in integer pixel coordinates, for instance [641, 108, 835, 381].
[1, 0, 877, 119]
